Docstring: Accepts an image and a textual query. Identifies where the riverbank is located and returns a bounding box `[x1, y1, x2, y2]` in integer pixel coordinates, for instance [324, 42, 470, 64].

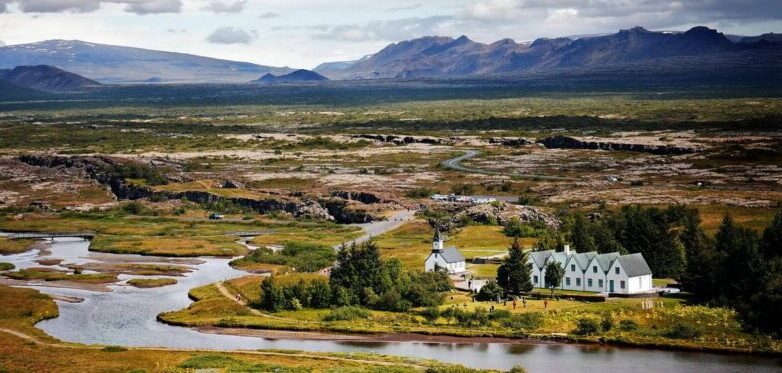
[158, 277, 782, 357]
[0, 285, 495, 372]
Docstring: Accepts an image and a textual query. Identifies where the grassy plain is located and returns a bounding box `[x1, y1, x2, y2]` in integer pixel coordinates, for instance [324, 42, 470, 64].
[126, 278, 178, 288]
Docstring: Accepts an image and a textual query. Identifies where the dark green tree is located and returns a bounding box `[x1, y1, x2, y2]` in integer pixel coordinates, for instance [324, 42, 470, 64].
[259, 276, 285, 312]
[570, 214, 596, 253]
[544, 261, 565, 297]
[497, 238, 533, 295]
[678, 214, 718, 301]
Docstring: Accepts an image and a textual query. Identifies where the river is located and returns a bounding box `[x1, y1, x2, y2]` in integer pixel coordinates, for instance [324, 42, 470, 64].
[1, 229, 780, 372]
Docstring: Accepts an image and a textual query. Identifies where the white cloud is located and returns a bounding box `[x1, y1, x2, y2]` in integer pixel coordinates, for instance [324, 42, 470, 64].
[202, 0, 244, 14]
[206, 26, 254, 44]
[258, 11, 278, 19]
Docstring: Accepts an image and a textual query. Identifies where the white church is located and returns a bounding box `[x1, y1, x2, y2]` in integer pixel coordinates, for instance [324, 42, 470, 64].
[527, 245, 653, 294]
[424, 229, 466, 274]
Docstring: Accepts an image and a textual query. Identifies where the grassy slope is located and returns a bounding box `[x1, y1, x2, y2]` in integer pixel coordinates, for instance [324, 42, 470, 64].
[0, 285, 492, 372]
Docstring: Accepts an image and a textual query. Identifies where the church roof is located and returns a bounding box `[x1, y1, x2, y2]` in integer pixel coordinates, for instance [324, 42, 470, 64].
[440, 246, 465, 263]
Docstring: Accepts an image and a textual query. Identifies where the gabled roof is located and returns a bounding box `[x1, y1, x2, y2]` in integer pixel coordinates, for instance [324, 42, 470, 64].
[440, 247, 465, 263]
[595, 252, 620, 271]
[569, 251, 597, 270]
[529, 250, 553, 269]
[617, 253, 652, 277]
[550, 252, 569, 264]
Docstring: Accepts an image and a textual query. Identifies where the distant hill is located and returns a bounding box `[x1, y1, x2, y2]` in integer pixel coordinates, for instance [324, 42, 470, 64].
[0, 40, 294, 84]
[318, 26, 782, 80]
[0, 79, 46, 100]
[739, 33, 782, 44]
[251, 69, 329, 84]
[0, 65, 100, 92]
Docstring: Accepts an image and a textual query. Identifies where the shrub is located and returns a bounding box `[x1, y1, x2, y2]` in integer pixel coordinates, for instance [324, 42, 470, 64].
[102, 346, 128, 352]
[406, 187, 436, 199]
[420, 306, 441, 323]
[574, 318, 600, 335]
[451, 183, 474, 195]
[601, 315, 614, 331]
[374, 290, 411, 312]
[322, 306, 370, 322]
[618, 319, 639, 331]
[664, 323, 701, 339]
[475, 281, 504, 302]
[501, 313, 544, 331]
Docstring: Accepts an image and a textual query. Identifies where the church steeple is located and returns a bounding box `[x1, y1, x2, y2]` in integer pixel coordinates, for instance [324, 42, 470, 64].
[432, 228, 444, 253]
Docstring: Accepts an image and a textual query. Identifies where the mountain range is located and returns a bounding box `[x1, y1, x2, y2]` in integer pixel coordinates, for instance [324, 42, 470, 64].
[0, 40, 293, 84]
[315, 27, 781, 80]
[0, 26, 778, 86]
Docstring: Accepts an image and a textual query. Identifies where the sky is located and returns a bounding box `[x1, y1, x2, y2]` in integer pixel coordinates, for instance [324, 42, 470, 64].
[0, 0, 780, 69]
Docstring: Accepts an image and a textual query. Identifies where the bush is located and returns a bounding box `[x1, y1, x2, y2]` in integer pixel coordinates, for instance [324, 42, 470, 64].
[420, 306, 441, 323]
[601, 315, 614, 331]
[501, 313, 544, 331]
[618, 319, 639, 331]
[374, 290, 411, 312]
[475, 281, 504, 302]
[451, 183, 474, 195]
[406, 187, 436, 199]
[322, 306, 370, 322]
[574, 318, 600, 335]
[102, 346, 128, 352]
[232, 242, 335, 273]
[664, 323, 701, 339]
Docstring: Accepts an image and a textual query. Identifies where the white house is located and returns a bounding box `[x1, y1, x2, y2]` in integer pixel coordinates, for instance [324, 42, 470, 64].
[526, 245, 653, 294]
[424, 230, 466, 274]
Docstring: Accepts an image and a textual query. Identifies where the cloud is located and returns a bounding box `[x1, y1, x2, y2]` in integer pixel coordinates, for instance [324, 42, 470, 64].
[206, 26, 255, 44]
[124, 0, 180, 14]
[387, 3, 420, 12]
[314, 16, 453, 41]
[202, 0, 244, 14]
[17, 0, 101, 13]
[0, 0, 182, 14]
[258, 11, 278, 19]
[0, 40, 5, 47]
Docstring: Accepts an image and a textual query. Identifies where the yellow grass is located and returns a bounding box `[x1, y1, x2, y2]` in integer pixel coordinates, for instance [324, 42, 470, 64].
[0, 237, 34, 255]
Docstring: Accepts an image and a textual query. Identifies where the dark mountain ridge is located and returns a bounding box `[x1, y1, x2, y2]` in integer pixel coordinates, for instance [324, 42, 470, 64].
[251, 69, 329, 84]
[317, 26, 781, 80]
[0, 65, 101, 92]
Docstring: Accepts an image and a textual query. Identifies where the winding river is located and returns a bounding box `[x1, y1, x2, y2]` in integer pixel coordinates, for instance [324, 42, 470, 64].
[1, 219, 781, 372]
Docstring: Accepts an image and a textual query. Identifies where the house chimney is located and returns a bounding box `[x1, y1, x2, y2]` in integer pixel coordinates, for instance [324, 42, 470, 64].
[564, 244, 571, 255]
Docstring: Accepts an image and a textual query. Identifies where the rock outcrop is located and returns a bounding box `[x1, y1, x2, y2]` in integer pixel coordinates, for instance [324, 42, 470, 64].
[538, 135, 700, 155]
[455, 202, 561, 229]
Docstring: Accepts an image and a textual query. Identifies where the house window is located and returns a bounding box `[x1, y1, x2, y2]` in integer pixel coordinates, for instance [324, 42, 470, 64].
[598, 279, 604, 288]
[588, 279, 593, 287]
[592, 266, 597, 273]
[576, 278, 581, 286]
[534, 275, 538, 284]
[566, 277, 571, 286]
[615, 267, 620, 275]
[571, 264, 575, 272]
[620, 280, 626, 289]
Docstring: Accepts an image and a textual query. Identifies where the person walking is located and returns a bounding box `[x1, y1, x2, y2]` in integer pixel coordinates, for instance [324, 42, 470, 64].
[544, 299, 548, 310]
[512, 299, 517, 310]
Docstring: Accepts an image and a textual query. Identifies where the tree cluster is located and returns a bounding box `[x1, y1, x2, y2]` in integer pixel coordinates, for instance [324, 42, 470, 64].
[679, 211, 782, 335]
[496, 238, 533, 296]
[259, 240, 451, 313]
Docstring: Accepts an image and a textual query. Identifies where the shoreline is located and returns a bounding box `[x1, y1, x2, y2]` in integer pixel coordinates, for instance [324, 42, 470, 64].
[169, 320, 782, 357]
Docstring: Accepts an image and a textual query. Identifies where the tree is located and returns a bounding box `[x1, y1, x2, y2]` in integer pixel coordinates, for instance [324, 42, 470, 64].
[570, 214, 596, 253]
[544, 261, 565, 296]
[678, 214, 718, 301]
[496, 238, 533, 295]
[612, 206, 685, 278]
[259, 276, 285, 312]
